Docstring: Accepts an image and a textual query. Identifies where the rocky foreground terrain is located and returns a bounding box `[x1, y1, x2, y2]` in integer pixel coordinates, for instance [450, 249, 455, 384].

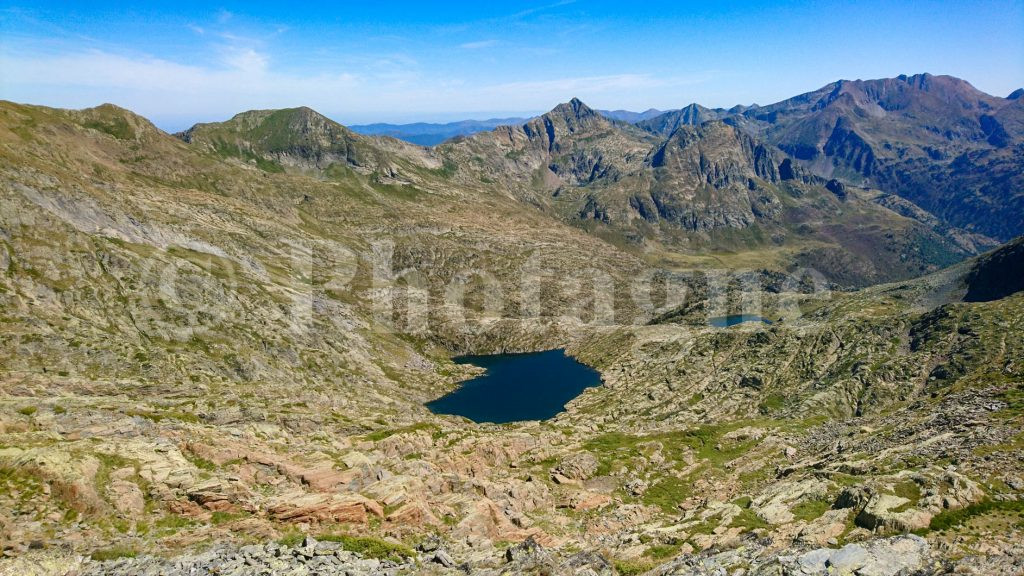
[0, 89, 1022, 575]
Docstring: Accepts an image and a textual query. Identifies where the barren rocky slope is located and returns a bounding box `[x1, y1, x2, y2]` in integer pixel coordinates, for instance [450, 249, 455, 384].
[0, 100, 1022, 575]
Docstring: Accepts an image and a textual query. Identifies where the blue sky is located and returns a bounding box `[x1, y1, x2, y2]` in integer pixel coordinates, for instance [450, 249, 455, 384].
[2, 1, 1023, 131]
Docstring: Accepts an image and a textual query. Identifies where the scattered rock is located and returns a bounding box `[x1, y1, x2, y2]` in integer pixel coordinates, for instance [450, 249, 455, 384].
[554, 452, 600, 481]
[779, 535, 929, 576]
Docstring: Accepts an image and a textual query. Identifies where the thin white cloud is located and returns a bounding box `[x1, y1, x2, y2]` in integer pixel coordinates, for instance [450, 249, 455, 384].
[507, 0, 577, 20]
[0, 48, 359, 118]
[0, 40, 718, 128]
[219, 47, 269, 74]
[459, 40, 498, 50]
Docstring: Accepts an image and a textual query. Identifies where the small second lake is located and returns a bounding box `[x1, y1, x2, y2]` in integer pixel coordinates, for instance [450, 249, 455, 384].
[709, 314, 772, 328]
[425, 349, 601, 424]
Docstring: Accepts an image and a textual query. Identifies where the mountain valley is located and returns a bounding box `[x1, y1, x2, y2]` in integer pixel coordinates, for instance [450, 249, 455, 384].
[0, 73, 1023, 576]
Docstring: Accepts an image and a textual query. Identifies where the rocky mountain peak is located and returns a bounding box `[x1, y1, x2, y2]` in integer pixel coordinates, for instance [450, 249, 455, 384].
[174, 106, 378, 172]
[233, 106, 352, 139]
[545, 97, 601, 126]
[636, 103, 725, 135]
[514, 98, 615, 154]
[71, 103, 163, 141]
[282, 106, 345, 132]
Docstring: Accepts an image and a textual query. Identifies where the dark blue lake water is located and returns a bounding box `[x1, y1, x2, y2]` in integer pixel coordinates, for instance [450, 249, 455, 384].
[709, 314, 772, 328]
[425, 349, 601, 424]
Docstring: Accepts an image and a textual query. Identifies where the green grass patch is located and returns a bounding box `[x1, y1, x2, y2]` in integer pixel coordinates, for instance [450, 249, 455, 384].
[154, 514, 196, 532]
[758, 393, 786, 414]
[614, 558, 656, 576]
[17, 406, 37, 416]
[923, 499, 1024, 533]
[643, 543, 681, 560]
[89, 545, 137, 562]
[94, 452, 134, 493]
[730, 507, 770, 531]
[1000, 384, 1024, 414]
[731, 495, 752, 509]
[277, 529, 305, 548]
[211, 510, 251, 524]
[428, 159, 458, 178]
[892, 480, 922, 502]
[364, 422, 438, 442]
[316, 534, 414, 561]
[371, 179, 424, 201]
[889, 480, 922, 512]
[582, 431, 634, 476]
[584, 422, 762, 481]
[185, 454, 217, 471]
[210, 139, 284, 173]
[82, 116, 135, 140]
[642, 476, 691, 513]
[791, 498, 832, 522]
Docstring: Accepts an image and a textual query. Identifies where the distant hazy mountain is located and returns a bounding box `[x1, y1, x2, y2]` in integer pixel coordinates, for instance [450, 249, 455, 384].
[349, 110, 665, 146]
[596, 108, 666, 123]
[349, 117, 528, 146]
[634, 103, 729, 134]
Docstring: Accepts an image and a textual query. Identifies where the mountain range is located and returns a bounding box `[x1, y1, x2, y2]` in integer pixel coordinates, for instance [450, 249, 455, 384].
[168, 73, 1022, 288]
[1, 73, 1023, 574]
[358, 73, 1023, 248]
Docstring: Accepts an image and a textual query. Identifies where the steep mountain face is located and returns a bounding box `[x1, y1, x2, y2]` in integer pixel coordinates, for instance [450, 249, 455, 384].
[963, 236, 1024, 302]
[440, 98, 658, 195]
[638, 121, 783, 230]
[581, 121, 981, 286]
[727, 73, 1024, 241]
[579, 119, 786, 236]
[522, 99, 659, 185]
